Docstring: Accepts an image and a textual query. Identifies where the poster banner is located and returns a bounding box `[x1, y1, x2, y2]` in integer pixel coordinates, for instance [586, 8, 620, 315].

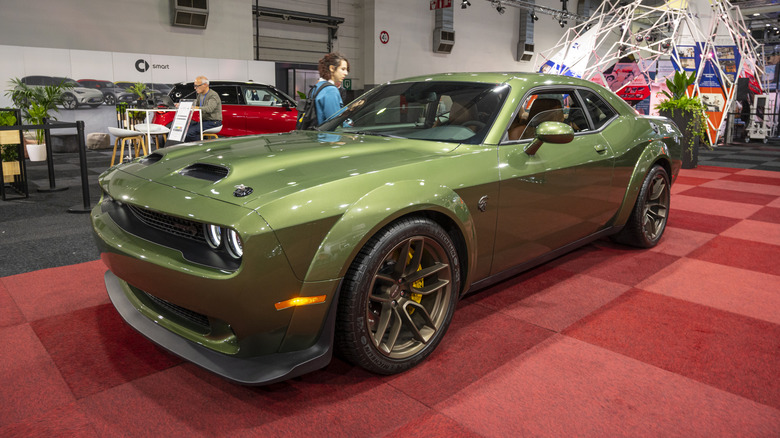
[539, 24, 600, 78]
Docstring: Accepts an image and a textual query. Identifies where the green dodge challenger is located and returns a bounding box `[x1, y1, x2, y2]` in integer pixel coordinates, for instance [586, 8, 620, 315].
[92, 73, 682, 384]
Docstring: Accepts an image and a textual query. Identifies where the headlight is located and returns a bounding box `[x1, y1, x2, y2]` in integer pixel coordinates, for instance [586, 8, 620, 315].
[226, 229, 243, 258]
[204, 224, 222, 249]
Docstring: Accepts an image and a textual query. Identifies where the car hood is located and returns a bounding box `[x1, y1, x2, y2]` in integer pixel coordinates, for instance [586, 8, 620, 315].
[113, 131, 460, 209]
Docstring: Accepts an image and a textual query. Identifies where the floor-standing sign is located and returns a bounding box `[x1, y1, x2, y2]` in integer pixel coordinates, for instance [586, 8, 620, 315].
[166, 100, 195, 146]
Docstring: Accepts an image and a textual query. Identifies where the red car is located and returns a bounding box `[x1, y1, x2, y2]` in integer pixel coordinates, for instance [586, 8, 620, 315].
[153, 80, 298, 137]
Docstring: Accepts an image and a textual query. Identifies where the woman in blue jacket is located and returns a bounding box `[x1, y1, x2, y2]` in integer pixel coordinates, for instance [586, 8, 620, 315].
[315, 52, 349, 124]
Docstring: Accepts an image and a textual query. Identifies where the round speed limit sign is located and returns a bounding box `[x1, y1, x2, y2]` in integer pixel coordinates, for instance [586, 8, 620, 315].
[379, 31, 389, 44]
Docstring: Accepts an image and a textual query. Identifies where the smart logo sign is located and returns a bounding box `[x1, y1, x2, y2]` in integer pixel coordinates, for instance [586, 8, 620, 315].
[135, 59, 171, 73]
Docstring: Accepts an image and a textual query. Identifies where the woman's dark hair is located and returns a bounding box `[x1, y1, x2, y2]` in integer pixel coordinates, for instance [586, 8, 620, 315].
[318, 52, 349, 80]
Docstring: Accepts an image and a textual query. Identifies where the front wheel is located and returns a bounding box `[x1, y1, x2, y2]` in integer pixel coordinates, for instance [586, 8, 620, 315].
[62, 94, 77, 110]
[612, 165, 670, 248]
[335, 217, 460, 375]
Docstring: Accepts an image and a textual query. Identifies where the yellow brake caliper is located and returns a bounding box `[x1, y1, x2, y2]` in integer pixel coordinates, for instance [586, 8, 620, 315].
[407, 250, 423, 312]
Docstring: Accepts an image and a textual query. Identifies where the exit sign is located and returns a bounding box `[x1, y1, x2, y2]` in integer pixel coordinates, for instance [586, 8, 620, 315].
[342, 79, 352, 90]
[430, 0, 452, 10]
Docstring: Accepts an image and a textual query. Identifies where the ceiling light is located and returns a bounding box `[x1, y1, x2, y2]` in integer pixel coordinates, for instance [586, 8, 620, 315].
[496, 5, 506, 14]
[461, 0, 471, 9]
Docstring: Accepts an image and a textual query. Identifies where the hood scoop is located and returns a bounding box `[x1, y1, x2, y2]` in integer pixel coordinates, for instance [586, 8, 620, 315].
[178, 163, 229, 182]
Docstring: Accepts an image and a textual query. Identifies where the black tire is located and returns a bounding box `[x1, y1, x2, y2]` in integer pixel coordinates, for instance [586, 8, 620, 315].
[613, 165, 670, 248]
[62, 94, 77, 110]
[88, 104, 101, 108]
[335, 217, 460, 375]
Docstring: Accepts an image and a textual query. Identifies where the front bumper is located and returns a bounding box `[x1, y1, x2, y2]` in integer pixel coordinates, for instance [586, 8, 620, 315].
[105, 270, 339, 385]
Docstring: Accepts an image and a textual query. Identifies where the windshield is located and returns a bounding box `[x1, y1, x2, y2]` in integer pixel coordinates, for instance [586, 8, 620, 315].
[318, 81, 510, 144]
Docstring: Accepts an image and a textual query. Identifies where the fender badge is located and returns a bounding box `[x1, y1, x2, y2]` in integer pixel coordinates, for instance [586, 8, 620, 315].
[478, 195, 488, 212]
[233, 184, 253, 197]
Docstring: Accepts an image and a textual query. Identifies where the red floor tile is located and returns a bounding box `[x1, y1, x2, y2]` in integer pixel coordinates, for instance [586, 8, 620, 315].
[702, 179, 780, 197]
[673, 194, 764, 219]
[673, 176, 714, 187]
[724, 173, 780, 186]
[676, 186, 778, 205]
[0, 324, 75, 425]
[0, 281, 25, 328]
[30, 304, 181, 399]
[496, 274, 630, 332]
[693, 165, 743, 174]
[438, 335, 780, 437]
[748, 207, 780, 224]
[749, 206, 780, 224]
[564, 289, 780, 409]
[3, 260, 109, 322]
[0, 403, 97, 438]
[667, 209, 741, 234]
[383, 411, 482, 438]
[638, 258, 780, 325]
[687, 235, 780, 276]
[553, 243, 680, 287]
[721, 219, 780, 246]
[649, 227, 716, 257]
[384, 300, 554, 407]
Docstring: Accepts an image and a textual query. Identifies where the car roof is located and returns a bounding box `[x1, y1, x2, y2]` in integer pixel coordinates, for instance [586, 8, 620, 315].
[174, 80, 272, 86]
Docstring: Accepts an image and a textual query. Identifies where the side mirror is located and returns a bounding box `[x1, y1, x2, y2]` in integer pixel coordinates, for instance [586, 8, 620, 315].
[524, 121, 574, 155]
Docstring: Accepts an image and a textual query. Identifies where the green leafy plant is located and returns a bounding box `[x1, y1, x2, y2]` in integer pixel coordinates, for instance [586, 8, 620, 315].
[127, 82, 148, 101]
[4, 77, 72, 144]
[27, 103, 50, 144]
[655, 70, 710, 157]
[0, 111, 19, 162]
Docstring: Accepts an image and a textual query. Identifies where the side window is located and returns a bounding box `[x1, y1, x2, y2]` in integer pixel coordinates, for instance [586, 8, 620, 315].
[578, 89, 617, 130]
[243, 87, 281, 106]
[507, 90, 586, 141]
[210, 85, 239, 104]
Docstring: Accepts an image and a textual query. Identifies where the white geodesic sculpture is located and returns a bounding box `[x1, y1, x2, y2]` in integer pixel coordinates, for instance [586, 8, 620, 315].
[535, 0, 765, 146]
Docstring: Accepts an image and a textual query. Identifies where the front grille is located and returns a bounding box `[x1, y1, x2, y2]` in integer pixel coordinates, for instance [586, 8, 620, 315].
[142, 290, 210, 330]
[127, 204, 205, 242]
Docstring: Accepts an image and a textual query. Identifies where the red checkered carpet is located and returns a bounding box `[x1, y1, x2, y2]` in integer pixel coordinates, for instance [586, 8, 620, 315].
[1, 166, 778, 437]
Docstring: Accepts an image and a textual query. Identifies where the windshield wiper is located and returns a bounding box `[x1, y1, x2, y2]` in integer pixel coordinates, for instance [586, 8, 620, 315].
[342, 130, 405, 139]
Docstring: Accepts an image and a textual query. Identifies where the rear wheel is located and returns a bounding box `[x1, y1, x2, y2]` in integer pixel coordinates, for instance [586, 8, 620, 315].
[613, 165, 670, 248]
[335, 217, 460, 374]
[104, 94, 116, 105]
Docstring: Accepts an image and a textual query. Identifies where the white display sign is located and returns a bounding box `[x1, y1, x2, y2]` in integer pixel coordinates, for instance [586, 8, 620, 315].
[168, 101, 194, 143]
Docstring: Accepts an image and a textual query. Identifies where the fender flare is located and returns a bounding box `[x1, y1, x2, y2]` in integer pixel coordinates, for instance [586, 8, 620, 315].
[613, 140, 672, 227]
[303, 180, 478, 284]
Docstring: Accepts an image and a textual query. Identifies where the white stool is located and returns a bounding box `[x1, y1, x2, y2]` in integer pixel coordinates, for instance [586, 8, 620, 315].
[108, 127, 147, 167]
[203, 124, 223, 140]
[134, 123, 170, 150]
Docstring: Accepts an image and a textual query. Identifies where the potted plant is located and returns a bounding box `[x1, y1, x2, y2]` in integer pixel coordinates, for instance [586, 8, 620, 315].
[655, 70, 709, 169]
[0, 111, 21, 183]
[4, 78, 71, 161]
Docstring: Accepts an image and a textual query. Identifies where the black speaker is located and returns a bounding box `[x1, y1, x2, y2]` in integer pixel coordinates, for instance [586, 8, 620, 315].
[171, 0, 209, 29]
[736, 77, 750, 101]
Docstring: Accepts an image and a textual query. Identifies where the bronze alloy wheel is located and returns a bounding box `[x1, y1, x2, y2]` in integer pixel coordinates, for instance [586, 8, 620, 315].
[641, 169, 670, 242]
[336, 217, 460, 374]
[367, 235, 453, 358]
[613, 165, 670, 248]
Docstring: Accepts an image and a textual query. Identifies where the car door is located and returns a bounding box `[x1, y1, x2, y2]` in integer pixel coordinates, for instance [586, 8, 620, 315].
[210, 85, 244, 136]
[240, 85, 298, 134]
[491, 87, 619, 274]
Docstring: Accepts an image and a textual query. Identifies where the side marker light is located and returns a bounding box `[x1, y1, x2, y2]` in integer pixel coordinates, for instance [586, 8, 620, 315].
[274, 295, 327, 311]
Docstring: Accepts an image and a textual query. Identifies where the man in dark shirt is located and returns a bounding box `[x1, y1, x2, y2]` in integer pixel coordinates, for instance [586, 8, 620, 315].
[185, 76, 222, 141]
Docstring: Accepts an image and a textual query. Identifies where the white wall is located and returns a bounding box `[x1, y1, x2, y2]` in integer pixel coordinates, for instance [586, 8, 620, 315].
[0, 0, 570, 91]
[0, 0, 254, 60]
[368, 0, 569, 86]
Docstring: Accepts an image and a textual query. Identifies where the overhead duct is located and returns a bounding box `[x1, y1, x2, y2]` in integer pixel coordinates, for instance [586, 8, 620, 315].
[433, 7, 455, 54]
[171, 0, 209, 29]
[517, 2, 535, 62]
